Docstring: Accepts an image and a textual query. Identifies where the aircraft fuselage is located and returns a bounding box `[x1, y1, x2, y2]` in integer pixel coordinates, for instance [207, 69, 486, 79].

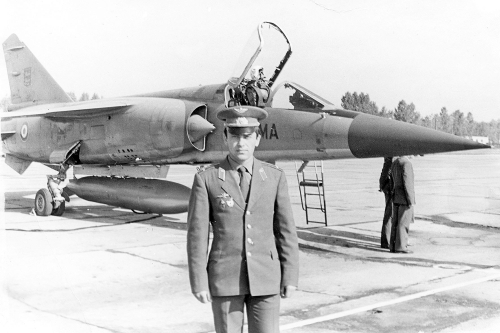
[2, 83, 359, 167]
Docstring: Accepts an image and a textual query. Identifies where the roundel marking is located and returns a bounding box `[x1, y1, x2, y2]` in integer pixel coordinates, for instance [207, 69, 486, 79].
[20, 123, 29, 141]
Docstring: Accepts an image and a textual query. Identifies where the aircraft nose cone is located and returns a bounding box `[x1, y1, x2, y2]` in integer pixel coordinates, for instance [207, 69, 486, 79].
[187, 114, 215, 142]
[347, 113, 490, 158]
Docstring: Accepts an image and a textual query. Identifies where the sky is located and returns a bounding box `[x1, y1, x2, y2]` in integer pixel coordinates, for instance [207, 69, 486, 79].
[1, 0, 500, 122]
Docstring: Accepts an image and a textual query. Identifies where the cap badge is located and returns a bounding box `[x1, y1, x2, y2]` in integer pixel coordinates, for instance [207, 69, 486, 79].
[234, 107, 248, 114]
[235, 117, 249, 125]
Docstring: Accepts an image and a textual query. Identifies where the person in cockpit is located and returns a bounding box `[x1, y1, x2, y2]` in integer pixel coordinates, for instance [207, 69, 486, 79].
[245, 65, 270, 107]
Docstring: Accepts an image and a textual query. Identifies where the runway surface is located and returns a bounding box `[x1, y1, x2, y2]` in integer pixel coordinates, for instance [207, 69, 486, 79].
[1, 149, 500, 332]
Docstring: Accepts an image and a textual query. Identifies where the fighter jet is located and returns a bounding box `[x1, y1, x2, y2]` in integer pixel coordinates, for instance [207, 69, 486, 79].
[1, 22, 489, 216]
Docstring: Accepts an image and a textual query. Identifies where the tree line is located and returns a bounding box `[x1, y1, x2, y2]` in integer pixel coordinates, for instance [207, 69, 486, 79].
[67, 92, 102, 101]
[341, 92, 500, 146]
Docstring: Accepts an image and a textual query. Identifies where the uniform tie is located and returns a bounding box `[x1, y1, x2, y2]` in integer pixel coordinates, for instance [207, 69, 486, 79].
[237, 166, 250, 201]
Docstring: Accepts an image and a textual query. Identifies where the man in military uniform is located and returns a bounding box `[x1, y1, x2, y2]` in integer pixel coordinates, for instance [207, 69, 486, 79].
[187, 106, 299, 332]
[390, 155, 416, 254]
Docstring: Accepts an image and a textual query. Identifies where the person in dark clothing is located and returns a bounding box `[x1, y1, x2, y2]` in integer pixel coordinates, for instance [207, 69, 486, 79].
[379, 157, 393, 249]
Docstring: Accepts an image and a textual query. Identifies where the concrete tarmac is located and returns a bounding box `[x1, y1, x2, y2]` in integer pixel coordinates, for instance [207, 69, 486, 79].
[1, 149, 500, 333]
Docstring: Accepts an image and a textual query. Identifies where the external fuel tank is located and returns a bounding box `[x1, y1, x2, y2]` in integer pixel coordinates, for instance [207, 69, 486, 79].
[67, 176, 191, 214]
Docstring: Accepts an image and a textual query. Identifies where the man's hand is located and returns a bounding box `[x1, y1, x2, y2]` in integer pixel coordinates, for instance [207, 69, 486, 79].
[280, 285, 296, 298]
[193, 291, 212, 303]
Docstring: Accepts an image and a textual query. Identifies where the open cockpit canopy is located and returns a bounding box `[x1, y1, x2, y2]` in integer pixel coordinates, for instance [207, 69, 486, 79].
[225, 22, 335, 112]
[228, 22, 291, 89]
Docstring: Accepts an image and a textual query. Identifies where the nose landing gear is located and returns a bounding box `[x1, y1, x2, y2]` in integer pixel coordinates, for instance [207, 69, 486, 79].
[33, 141, 80, 216]
[34, 187, 67, 216]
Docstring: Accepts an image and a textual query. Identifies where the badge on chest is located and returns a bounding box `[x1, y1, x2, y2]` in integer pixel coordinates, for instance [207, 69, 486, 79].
[217, 193, 234, 209]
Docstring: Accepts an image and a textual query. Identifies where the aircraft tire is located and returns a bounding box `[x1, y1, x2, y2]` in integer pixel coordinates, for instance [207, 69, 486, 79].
[52, 201, 65, 216]
[35, 188, 54, 216]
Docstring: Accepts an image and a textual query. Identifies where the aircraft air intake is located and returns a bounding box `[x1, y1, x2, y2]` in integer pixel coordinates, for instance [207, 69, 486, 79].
[187, 109, 215, 151]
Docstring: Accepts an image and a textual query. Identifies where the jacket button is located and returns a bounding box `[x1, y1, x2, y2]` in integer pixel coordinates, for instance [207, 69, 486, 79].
[247, 238, 253, 245]
[247, 224, 252, 229]
[246, 211, 251, 215]
[247, 252, 252, 257]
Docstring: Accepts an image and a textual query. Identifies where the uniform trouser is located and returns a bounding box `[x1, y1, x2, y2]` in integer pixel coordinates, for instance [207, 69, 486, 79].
[381, 191, 392, 248]
[390, 204, 414, 252]
[211, 294, 280, 333]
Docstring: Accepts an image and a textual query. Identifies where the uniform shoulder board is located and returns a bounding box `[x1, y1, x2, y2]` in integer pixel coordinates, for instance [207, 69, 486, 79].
[261, 161, 282, 171]
[196, 164, 217, 174]
[218, 167, 225, 181]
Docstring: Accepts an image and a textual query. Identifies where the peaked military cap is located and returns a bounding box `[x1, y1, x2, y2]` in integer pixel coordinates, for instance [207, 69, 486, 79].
[217, 106, 268, 127]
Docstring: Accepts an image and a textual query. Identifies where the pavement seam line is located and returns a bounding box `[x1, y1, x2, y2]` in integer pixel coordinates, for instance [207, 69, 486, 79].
[279, 270, 500, 330]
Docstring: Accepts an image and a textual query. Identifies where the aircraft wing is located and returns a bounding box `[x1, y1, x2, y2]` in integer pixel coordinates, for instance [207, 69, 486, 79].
[0, 100, 132, 119]
[1, 130, 16, 140]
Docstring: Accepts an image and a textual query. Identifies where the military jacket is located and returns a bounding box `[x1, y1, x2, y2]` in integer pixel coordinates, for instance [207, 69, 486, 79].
[187, 158, 299, 297]
[391, 156, 416, 206]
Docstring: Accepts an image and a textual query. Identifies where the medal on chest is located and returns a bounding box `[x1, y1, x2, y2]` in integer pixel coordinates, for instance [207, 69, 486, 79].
[217, 193, 233, 209]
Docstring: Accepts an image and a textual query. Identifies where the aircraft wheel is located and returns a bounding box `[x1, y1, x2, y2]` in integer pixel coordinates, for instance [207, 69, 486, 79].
[35, 189, 54, 216]
[52, 201, 66, 216]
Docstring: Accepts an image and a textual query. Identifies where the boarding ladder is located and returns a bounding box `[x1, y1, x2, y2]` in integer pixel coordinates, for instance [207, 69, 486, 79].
[295, 160, 328, 226]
